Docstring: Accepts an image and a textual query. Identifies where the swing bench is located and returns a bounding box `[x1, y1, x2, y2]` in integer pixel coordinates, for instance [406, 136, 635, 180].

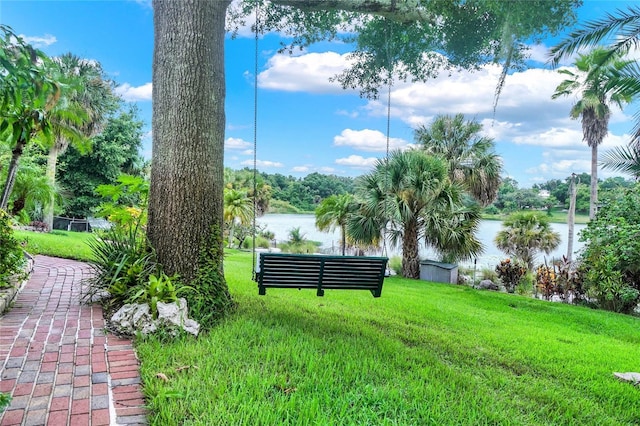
[254, 253, 388, 297]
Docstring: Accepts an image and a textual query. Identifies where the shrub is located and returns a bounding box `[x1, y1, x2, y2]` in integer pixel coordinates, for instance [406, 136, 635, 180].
[86, 222, 157, 313]
[481, 267, 499, 283]
[579, 184, 640, 314]
[0, 209, 25, 287]
[535, 265, 556, 300]
[495, 258, 526, 293]
[389, 256, 402, 276]
[516, 272, 535, 296]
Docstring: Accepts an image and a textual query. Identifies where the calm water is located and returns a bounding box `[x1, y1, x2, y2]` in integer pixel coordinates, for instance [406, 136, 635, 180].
[257, 213, 586, 268]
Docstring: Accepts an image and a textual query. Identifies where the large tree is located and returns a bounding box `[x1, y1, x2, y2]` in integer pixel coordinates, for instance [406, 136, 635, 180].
[150, 0, 581, 318]
[552, 48, 633, 219]
[57, 108, 144, 218]
[0, 26, 72, 210]
[349, 149, 481, 278]
[44, 53, 118, 230]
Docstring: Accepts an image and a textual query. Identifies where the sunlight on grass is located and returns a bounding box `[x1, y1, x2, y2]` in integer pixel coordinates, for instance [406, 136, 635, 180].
[14, 230, 95, 261]
[136, 250, 640, 425]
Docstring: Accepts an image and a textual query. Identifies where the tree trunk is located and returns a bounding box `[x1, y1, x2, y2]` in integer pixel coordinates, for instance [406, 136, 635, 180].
[566, 173, 577, 262]
[590, 143, 598, 220]
[341, 226, 346, 256]
[43, 145, 60, 230]
[0, 136, 27, 211]
[401, 218, 420, 279]
[149, 0, 231, 286]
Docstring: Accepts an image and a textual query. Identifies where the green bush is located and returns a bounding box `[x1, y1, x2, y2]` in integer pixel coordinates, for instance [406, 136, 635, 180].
[389, 256, 402, 276]
[0, 209, 25, 287]
[579, 185, 640, 314]
[241, 236, 270, 249]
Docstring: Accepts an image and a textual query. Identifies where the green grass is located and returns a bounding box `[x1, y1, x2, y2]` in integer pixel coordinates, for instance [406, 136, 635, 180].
[136, 250, 640, 425]
[14, 230, 95, 261]
[483, 209, 590, 224]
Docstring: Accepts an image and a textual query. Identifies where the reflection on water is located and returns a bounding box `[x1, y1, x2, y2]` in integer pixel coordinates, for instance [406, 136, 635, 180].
[257, 213, 586, 268]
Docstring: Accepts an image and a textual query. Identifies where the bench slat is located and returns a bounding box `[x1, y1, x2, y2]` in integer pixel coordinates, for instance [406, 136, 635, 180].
[256, 253, 387, 297]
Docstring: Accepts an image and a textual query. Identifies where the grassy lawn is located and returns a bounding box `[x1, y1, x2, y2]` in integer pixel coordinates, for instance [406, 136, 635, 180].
[14, 230, 95, 261]
[136, 250, 640, 425]
[483, 209, 590, 224]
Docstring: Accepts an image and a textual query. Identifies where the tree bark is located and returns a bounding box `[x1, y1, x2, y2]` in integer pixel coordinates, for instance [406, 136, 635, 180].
[0, 136, 27, 211]
[149, 0, 231, 282]
[402, 218, 420, 279]
[590, 143, 598, 220]
[566, 173, 577, 262]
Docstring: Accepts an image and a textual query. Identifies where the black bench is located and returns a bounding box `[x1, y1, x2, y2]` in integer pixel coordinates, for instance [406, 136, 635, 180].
[254, 253, 388, 297]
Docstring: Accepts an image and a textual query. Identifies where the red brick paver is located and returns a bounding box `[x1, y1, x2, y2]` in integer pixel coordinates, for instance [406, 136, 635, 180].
[0, 256, 147, 425]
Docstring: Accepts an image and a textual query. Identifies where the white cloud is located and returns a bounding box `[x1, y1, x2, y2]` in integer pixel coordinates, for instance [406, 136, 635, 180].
[225, 137, 252, 150]
[292, 166, 310, 173]
[335, 155, 379, 169]
[20, 34, 57, 47]
[115, 82, 152, 101]
[333, 128, 408, 152]
[258, 51, 353, 94]
[241, 159, 283, 168]
[336, 109, 359, 119]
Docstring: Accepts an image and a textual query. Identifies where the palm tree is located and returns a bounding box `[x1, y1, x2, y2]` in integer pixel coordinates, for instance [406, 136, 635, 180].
[223, 188, 253, 248]
[552, 48, 633, 219]
[315, 193, 357, 256]
[495, 212, 561, 271]
[550, 5, 640, 146]
[349, 149, 482, 279]
[44, 54, 118, 230]
[415, 114, 502, 207]
[0, 28, 70, 211]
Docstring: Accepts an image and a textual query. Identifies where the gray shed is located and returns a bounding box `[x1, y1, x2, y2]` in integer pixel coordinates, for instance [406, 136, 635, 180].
[419, 260, 458, 284]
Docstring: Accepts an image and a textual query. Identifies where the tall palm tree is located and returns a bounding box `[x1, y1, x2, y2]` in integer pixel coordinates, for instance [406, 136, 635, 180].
[223, 188, 253, 248]
[349, 149, 482, 279]
[552, 48, 633, 219]
[44, 54, 118, 230]
[315, 193, 357, 256]
[415, 114, 502, 207]
[495, 211, 561, 271]
[550, 5, 640, 146]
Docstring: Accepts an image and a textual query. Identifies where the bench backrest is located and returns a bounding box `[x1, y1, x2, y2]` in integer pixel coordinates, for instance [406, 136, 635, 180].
[256, 253, 388, 297]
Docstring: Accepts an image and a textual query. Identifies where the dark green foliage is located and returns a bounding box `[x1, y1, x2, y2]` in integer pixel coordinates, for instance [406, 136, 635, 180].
[186, 224, 235, 329]
[57, 108, 144, 218]
[0, 392, 10, 413]
[579, 184, 640, 313]
[0, 208, 25, 287]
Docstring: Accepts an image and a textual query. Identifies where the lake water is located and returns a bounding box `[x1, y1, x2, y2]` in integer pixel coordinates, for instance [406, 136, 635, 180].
[257, 213, 586, 269]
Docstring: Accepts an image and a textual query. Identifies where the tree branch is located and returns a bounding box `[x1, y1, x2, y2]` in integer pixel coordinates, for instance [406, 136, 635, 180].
[272, 0, 430, 23]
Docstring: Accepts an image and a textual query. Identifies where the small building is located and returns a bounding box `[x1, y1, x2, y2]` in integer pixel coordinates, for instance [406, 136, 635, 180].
[419, 260, 458, 284]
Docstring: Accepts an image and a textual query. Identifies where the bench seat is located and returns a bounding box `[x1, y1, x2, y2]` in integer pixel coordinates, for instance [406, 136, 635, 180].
[255, 253, 388, 297]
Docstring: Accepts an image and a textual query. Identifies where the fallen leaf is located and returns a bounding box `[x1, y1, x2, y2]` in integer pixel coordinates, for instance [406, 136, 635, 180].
[156, 372, 169, 382]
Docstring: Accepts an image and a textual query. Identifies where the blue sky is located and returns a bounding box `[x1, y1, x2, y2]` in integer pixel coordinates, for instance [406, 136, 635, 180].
[1, 0, 637, 187]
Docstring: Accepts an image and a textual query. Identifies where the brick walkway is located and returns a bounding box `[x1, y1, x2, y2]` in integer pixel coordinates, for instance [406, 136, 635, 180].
[0, 256, 147, 425]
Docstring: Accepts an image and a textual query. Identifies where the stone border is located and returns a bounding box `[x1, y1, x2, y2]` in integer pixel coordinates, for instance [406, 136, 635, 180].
[0, 251, 34, 315]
